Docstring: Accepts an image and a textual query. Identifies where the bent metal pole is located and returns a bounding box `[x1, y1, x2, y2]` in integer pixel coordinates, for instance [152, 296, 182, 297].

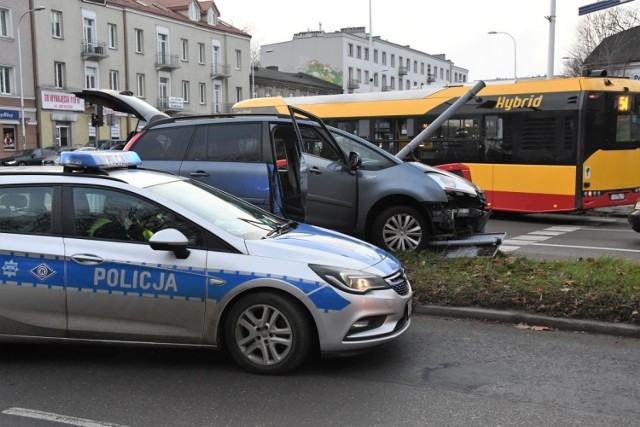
[395, 80, 486, 160]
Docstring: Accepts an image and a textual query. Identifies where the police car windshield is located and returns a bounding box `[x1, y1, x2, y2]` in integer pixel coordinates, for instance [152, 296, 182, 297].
[146, 179, 285, 239]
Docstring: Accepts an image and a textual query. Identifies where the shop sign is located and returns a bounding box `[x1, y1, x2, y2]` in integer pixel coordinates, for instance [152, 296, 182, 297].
[41, 90, 85, 111]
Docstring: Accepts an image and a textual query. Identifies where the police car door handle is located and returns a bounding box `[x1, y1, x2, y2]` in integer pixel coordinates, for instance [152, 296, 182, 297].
[309, 166, 322, 174]
[190, 171, 210, 177]
[71, 254, 104, 265]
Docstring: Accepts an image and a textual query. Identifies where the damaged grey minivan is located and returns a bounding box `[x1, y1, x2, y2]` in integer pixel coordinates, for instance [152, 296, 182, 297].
[74, 89, 502, 253]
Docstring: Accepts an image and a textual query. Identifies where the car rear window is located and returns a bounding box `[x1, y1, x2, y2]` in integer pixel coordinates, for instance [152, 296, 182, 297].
[132, 126, 193, 161]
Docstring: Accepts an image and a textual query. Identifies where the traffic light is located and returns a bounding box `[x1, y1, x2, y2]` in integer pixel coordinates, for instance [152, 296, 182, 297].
[91, 106, 104, 127]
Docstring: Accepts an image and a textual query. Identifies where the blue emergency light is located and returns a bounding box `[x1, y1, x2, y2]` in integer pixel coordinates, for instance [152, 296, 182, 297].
[60, 150, 142, 170]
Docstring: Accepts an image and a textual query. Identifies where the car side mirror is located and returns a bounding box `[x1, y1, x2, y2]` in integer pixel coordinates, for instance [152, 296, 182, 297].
[148, 228, 191, 259]
[348, 151, 362, 171]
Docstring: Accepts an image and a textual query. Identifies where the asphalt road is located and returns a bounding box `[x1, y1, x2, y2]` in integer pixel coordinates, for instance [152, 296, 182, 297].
[1, 315, 638, 427]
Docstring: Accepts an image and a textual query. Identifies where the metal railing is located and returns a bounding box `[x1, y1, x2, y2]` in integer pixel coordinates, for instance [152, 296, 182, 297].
[82, 40, 108, 58]
[156, 52, 180, 69]
[211, 63, 231, 78]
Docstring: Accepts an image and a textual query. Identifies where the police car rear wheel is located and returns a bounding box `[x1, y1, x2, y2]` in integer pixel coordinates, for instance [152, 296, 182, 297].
[225, 292, 312, 375]
[372, 206, 428, 252]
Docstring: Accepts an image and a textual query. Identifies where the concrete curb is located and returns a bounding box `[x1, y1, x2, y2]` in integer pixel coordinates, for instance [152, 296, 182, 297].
[415, 305, 640, 338]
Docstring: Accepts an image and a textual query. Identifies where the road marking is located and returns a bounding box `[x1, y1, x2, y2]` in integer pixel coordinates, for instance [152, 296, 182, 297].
[1, 408, 128, 427]
[530, 242, 640, 253]
[500, 226, 584, 253]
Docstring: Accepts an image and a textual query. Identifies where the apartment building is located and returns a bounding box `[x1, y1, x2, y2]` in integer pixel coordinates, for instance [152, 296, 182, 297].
[260, 27, 469, 94]
[0, 1, 39, 153]
[2, 0, 250, 150]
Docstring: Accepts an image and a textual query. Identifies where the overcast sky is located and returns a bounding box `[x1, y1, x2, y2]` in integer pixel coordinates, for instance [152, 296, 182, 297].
[213, 0, 638, 81]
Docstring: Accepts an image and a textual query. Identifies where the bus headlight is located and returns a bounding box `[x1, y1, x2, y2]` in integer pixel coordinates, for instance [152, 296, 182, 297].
[309, 265, 390, 294]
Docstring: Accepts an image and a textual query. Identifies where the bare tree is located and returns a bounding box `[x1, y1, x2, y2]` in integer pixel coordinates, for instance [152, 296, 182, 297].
[563, 6, 640, 76]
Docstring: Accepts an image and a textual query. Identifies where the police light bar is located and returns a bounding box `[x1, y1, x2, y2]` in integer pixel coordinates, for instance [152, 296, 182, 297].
[60, 150, 142, 170]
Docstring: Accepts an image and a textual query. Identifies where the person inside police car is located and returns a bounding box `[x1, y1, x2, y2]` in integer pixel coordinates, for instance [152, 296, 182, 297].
[89, 196, 134, 240]
[89, 195, 166, 241]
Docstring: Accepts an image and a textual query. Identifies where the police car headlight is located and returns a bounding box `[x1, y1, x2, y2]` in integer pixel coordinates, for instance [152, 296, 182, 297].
[309, 265, 390, 294]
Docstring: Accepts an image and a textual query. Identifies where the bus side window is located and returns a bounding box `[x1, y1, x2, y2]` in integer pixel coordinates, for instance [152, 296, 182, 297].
[484, 115, 511, 162]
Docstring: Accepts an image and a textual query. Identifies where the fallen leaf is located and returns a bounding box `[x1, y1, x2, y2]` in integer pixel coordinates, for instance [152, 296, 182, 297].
[531, 326, 551, 331]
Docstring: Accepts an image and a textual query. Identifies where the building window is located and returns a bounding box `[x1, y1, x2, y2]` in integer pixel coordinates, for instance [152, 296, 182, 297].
[347, 43, 353, 57]
[357, 46, 362, 59]
[235, 50, 241, 69]
[374, 49, 378, 64]
[236, 87, 243, 102]
[199, 83, 206, 104]
[0, 66, 11, 94]
[51, 10, 62, 38]
[135, 29, 143, 53]
[136, 73, 145, 97]
[54, 62, 65, 88]
[109, 70, 119, 90]
[0, 8, 11, 38]
[108, 24, 117, 49]
[182, 80, 189, 102]
[382, 52, 387, 66]
[197, 43, 205, 64]
[421, 62, 425, 75]
[414, 60, 418, 73]
[85, 65, 97, 89]
[181, 39, 188, 61]
[391, 54, 395, 68]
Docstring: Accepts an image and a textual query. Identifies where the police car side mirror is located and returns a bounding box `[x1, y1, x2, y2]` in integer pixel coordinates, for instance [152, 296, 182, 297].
[149, 228, 191, 260]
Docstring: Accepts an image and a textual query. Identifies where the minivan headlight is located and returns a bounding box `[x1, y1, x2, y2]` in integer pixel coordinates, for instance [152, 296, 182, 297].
[428, 173, 477, 195]
[309, 264, 390, 294]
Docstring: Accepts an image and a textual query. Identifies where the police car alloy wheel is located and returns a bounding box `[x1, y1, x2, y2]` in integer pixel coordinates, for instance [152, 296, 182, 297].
[224, 292, 313, 375]
[372, 205, 428, 252]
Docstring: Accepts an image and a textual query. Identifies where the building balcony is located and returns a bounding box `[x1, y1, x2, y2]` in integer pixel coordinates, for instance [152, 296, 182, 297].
[156, 53, 180, 70]
[381, 85, 392, 92]
[398, 66, 409, 76]
[211, 63, 231, 79]
[82, 40, 108, 59]
[348, 79, 360, 90]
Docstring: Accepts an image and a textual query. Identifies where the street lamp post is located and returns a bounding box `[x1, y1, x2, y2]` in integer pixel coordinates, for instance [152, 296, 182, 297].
[17, 6, 46, 150]
[250, 49, 274, 98]
[488, 31, 517, 79]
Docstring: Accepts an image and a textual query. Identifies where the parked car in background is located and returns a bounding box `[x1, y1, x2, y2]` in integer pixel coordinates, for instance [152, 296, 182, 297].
[628, 202, 640, 232]
[84, 139, 127, 150]
[0, 148, 57, 166]
[42, 146, 96, 165]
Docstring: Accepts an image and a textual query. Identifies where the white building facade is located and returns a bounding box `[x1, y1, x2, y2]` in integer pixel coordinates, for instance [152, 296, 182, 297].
[7, 0, 251, 149]
[260, 27, 468, 94]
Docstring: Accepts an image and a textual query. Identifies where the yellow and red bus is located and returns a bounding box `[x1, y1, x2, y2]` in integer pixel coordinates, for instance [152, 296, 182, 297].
[233, 77, 640, 214]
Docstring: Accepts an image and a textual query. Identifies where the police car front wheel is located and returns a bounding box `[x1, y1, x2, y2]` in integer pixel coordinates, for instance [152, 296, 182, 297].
[224, 292, 313, 375]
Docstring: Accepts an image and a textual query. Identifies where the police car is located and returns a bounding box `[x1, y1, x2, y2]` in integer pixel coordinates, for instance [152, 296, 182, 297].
[0, 151, 412, 374]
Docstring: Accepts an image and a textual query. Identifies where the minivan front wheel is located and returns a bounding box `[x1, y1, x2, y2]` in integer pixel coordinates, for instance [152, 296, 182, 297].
[224, 292, 312, 375]
[372, 206, 429, 252]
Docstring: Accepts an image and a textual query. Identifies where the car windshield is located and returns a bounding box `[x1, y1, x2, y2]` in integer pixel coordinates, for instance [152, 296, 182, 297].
[146, 179, 292, 240]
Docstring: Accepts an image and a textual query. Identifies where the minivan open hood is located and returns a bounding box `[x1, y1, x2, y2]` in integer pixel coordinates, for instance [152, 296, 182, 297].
[73, 89, 170, 124]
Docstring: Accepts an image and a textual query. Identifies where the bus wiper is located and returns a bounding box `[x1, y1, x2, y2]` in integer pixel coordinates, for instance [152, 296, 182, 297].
[265, 220, 297, 238]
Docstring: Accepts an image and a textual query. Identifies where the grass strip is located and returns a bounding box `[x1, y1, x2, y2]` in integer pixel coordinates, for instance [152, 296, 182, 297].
[397, 252, 640, 325]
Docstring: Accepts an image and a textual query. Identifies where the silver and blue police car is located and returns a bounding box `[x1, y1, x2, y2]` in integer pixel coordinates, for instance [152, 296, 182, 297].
[0, 151, 412, 374]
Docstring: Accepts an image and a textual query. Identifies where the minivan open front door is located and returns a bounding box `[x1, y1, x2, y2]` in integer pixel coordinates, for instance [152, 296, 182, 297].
[285, 107, 358, 233]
